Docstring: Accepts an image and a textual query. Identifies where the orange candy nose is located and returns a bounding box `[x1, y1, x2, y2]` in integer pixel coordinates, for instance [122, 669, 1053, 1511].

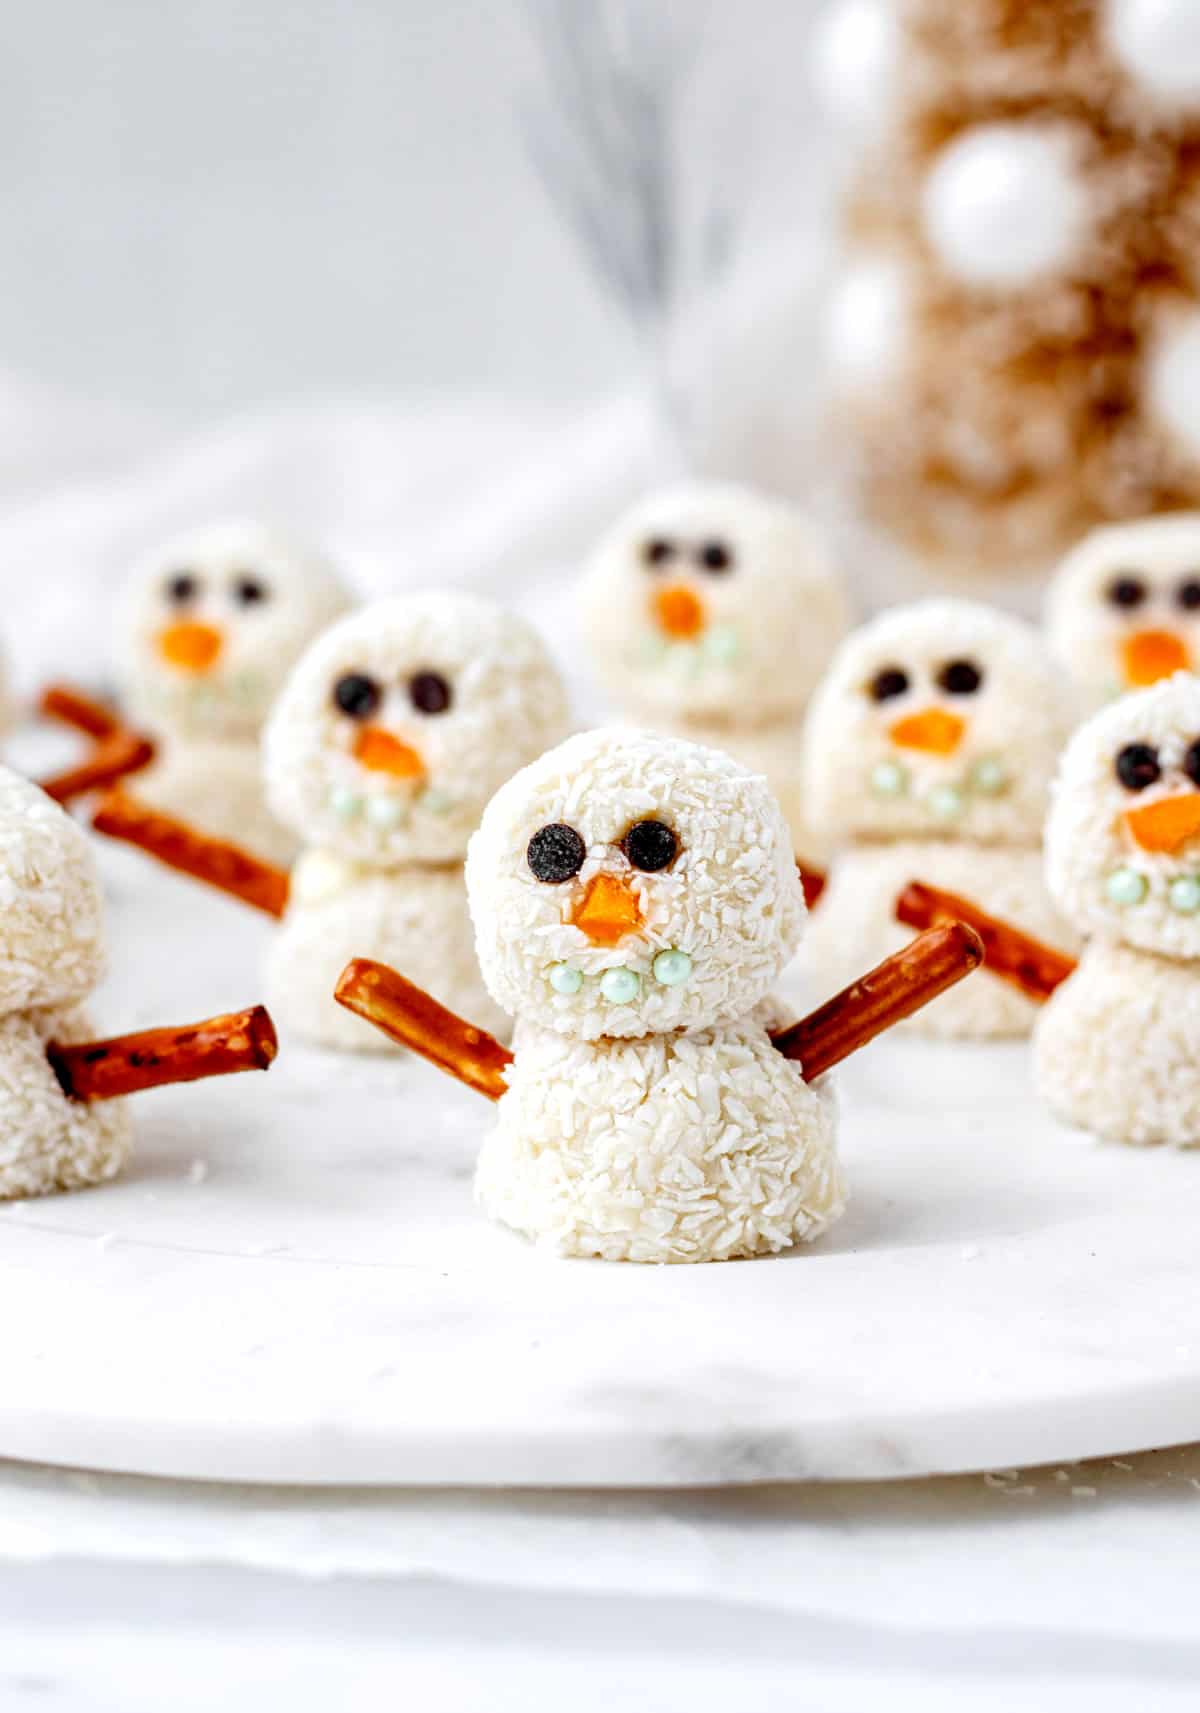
[353, 726, 425, 779]
[1123, 791, 1200, 854]
[570, 871, 644, 946]
[1121, 629, 1191, 688]
[158, 621, 223, 673]
[653, 584, 706, 641]
[887, 707, 966, 756]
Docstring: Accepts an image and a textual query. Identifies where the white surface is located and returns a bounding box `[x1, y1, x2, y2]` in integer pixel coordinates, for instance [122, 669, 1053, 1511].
[5, 838, 1200, 1485]
[6, 1448, 1200, 1711]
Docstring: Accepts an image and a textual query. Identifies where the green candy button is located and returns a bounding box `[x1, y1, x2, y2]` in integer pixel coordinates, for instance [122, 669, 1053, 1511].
[652, 948, 692, 987]
[1106, 867, 1147, 907]
[329, 787, 362, 820]
[600, 967, 641, 1005]
[549, 963, 583, 996]
[1168, 875, 1200, 915]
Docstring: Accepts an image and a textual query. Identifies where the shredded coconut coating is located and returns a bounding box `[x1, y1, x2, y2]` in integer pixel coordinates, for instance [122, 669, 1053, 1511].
[1035, 939, 1200, 1148]
[265, 592, 569, 868]
[119, 521, 350, 743]
[635, 714, 830, 864]
[476, 1020, 843, 1263]
[1046, 672, 1200, 958]
[805, 841, 1076, 1040]
[269, 859, 509, 1051]
[1046, 513, 1200, 710]
[0, 768, 107, 1014]
[467, 728, 805, 1042]
[580, 482, 850, 727]
[0, 1006, 131, 1199]
[805, 600, 1073, 847]
[134, 739, 300, 867]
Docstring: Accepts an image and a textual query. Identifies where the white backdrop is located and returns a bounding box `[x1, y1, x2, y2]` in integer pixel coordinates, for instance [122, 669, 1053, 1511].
[2, 0, 830, 417]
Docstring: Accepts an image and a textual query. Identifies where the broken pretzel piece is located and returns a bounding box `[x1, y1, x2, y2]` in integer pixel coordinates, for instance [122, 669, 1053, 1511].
[895, 881, 1074, 1005]
[39, 683, 123, 741]
[36, 683, 155, 804]
[335, 957, 513, 1101]
[49, 1005, 278, 1102]
[772, 923, 984, 1080]
[41, 730, 156, 806]
[92, 791, 290, 918]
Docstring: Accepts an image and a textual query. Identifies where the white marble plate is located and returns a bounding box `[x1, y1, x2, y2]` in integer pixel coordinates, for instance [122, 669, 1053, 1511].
[3, 843, 1200, 1486]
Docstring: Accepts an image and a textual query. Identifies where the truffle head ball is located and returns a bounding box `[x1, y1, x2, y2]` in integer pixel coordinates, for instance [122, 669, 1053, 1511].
[0, 769, 107, 1013]
[264, 592, 570, 867]
[580, 483, 850, 726]
[804, 600, 1073, 847]
[1046, 514, 1200, 706]
[119, 521, 350, 742]
[466, 727, 805, 1040]
[1046, 672, 1200, 960]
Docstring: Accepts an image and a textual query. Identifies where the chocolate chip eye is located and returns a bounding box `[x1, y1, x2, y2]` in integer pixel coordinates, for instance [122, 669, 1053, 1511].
[1115, 742, 1161, 791]
[697, 540, 732, 574]
[1178, 579, 1200, 612]
[1107, 574, 1147, 609]
[1185, 741, 1200, 786]
[643, 538, 674, 568]
[623, 818, 679, 873]
[527, 823, 586, 884]
[936, 658, 983, 695]
[408, 670, 452, 715]
[167, 572, 198, 604]
[332, 672, 382, 720]
[868, 667, 909, 702]
[234, 574, 268, 606]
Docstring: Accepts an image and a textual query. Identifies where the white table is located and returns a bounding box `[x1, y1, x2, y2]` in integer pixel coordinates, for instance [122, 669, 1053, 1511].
[3, 1449, 1200, 1711]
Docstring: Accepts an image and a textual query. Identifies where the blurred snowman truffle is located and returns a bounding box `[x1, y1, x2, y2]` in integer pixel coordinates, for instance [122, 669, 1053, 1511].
[1046, 513, 1200, 708]
[803, 599, 1076, 1037]
[118, 521, 350, 863]
[579, 483, 851, 857]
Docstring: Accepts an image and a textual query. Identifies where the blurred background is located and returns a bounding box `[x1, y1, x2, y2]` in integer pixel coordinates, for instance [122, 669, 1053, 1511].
[12, 0, 1200, 685]
[4, 0, 828, 414]
[4, 0, 838, 687]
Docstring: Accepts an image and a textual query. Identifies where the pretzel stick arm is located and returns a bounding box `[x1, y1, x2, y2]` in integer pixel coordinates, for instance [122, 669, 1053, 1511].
[49, 1006, 278, 1102]
[92, 792, 289, 918]
[895, 881, 1074, 1004]
[772, 923, 984, 1080]
[40, 731, 155, 805]
[39, 684, 123, 740]
[335, 958, 513, 1100]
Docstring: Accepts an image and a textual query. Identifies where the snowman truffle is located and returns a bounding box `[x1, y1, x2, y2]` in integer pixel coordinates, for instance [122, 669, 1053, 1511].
[462, 728, 844, 1262]
[262, 592, 570, 1050]
[803, 599, 1076, 1037]
[1046, 513, 1200, 709]
[580, 483, 851, 855]
[118, 521, 350, 862]
[1036, 672, 1200, 1145]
